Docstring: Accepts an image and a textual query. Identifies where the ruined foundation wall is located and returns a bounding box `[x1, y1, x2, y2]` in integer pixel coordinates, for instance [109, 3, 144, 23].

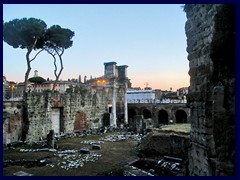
[24, 90, 107, 142]
[3, 86, 119, 144]
[3, 102, 23, 144]
[25, 93, 52, 142]
[60, 90, 107, 134]
[185, 4, 235, 175]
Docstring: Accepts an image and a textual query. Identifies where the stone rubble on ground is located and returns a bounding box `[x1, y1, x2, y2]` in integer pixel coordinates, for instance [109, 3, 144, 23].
[50, 152, 102, 170]
[19, 148, 57, 152]
[7, 132, 148, 171]
[99, 133, 143, 142]
[80, 140, 104, 145]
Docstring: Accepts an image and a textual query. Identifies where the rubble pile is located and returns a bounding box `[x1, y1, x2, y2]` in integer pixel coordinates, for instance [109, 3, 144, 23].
[16, 128, 148, 148]
[123, 156, 184, 176]
[80, 140, 104, 145]
[49, 151, 102, 170]
[155, 156, 183, 176]
[99, 133, 143, 142]
[19, 148, 57, 153]
[16, 148, 102, 170]
[4, 130, 151, 174]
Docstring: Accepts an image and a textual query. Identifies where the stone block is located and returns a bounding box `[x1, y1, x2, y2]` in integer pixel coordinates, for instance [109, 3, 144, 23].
[92, 144, 101, 150]
[80, 147, 90, 154]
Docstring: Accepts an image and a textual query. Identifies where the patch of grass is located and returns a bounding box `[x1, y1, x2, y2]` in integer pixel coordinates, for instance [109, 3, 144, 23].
[4, 150, 53, 161]
[157, 123, 191, 133]
[3, 132, 139, 176]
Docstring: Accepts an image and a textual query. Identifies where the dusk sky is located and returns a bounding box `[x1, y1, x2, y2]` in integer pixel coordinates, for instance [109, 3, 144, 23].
[3, 4, 189, 91]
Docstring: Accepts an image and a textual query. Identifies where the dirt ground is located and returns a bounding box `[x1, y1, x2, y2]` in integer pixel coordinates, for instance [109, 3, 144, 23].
[3, 132, 139, 176]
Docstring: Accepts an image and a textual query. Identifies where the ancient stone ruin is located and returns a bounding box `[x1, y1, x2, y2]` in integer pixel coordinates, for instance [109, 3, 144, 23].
[185, 4, 235, 176]
[3, 4, 235, 176]
[3, 62, 129, 143]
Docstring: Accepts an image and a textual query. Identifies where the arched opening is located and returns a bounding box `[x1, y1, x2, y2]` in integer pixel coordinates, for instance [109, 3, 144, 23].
[176, 110, 187, 123]
[128, 108, 137, 120]
[143, 109, 152, 119]
[158, 110, 168, 125]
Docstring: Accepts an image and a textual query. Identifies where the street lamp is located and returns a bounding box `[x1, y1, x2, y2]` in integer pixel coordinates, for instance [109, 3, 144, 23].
[9, 84, 15, 99]
[97, 79, 106, 86]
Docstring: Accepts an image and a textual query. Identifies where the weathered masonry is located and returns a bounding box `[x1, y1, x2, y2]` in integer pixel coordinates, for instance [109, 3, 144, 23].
[185, 4, 235, 176]
[3, 62, 128, 143]
[128, 103, 190, 127]
[3, 4, 235, 176]
[104, 62, 128, 126]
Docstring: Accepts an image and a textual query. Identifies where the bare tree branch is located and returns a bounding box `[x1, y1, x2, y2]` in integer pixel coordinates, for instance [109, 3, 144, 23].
[30, 49, 44, 62]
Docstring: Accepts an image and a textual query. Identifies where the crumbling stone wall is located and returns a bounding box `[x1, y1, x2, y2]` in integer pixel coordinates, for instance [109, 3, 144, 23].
[185, 4, 235, 175]
[59, 89, 107, 134]
[3, 102, 23, 144]
[3, 82, 124, 144]
[22, 88, 108, 142]
[25, 93, 52, 142]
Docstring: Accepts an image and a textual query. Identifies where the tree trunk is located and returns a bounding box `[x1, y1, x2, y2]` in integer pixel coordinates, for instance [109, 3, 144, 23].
[23, 49, 32, 100]
[21, 48, 32, 142]
[51, 49, 64, 94]
[23, 38, 39, 101]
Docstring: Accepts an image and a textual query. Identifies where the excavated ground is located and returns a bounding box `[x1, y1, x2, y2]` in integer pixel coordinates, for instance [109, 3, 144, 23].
[3, 124, 191, 176]
[3, 131, 139, 176]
